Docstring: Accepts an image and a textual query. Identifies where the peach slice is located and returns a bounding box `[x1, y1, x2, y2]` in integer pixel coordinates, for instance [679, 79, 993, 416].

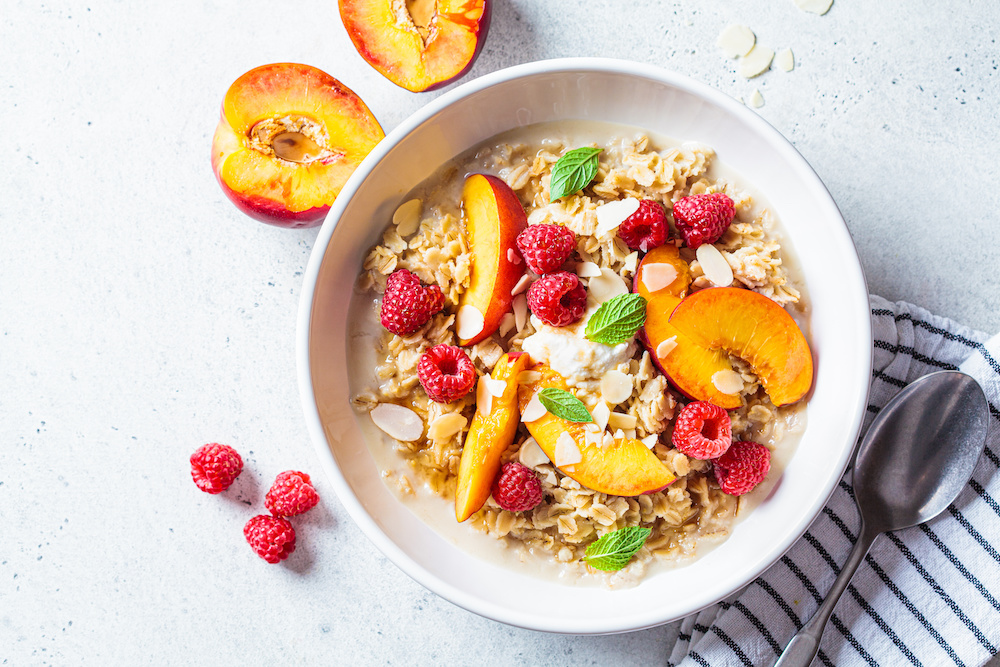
[211, 63, 384, 228]
[455, 352, 531, 521]
[669, 287, 813, 406]
[517, 365, 675, 496]
[456, 174, 527, 345]
[339, 0, 491, 93]
[636, 245, 742, 409]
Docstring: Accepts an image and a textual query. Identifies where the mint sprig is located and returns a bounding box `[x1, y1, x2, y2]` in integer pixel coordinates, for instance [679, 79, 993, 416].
[585, 293, 647, 345]
[549, 147, 601, 201]
[583, 526, 652, 572]
[537, 387, 592, 423]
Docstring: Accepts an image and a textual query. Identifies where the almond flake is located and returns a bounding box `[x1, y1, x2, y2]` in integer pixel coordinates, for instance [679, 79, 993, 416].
[575, 261, 602, 278]
[623, 252, 638, 274]
[602, 431, 615, 448]
[739, 45, 775, 79]
[592, 401, 611, 431]
[588, 268, 629, 304]
[794, 0, 833, 15]
[555, 431, 582, 467]
[517, 370, 541, 385]
[520, 391, 547, 423]
[507, 248, 522, 265]
[595, 198, 640, 237]
[513, 294, 528, 332]
[642, 434, 659, 449]
[456, 305, 485, 341]
[427, 413, 468, 441]
[775, 48, 794, 72]
[608, 412, 638, 430]
[613, 428, 625, 440]
[370, 403, 424, 442]
[712, 369, 745, 395]
[476, 377, 493, 417]
[656, 336, 678, 359]
[640, 263, 679, 293]
[485, 377, 507, 398]
[498, 312, 516, 337]
[392, 199, 422, 237]
[748, 89, 764, 109]
[584, 429, 603, 447]
[511, 273, 532, 296]
[600, 370, 633, 405]
[624, 429, 636, 440]
[696, 243, 734, 287]
[717, 24, 755, 58]
[518, 437, 550, 469]
[584, 422, 601, 433]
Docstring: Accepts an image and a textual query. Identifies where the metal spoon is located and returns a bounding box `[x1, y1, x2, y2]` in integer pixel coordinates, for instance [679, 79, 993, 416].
[775, 370, 989, 667]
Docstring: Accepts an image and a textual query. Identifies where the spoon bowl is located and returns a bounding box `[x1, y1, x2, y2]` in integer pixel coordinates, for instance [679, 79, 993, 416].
[776, 370, 989, 667]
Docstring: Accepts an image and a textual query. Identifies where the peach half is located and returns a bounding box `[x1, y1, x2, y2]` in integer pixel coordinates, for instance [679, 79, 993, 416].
[669, 287, 814, 406]
[339, 0, 491, 92]
[211, 63, 384, 228]
[455, 352, 530, 522]
[455, 174, 527, 346]
[518, 365, 675, 496]
[636, 245, 742, 409]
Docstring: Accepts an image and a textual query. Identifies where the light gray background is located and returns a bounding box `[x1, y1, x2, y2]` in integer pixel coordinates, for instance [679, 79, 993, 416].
[3, 1, 998, 665]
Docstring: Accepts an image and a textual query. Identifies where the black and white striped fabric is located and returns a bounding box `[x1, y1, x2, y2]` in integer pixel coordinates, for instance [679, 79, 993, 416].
[668, 295, 1000, 667]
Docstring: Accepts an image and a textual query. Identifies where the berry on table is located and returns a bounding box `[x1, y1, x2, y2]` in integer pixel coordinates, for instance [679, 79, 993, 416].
[244, 515, 296, 564]
[380, 269, 445, 336]
[617, 200, 668, 252]
[190, 443, 243, 494]
[714, 440, 771, 495]
[417, 344, 477, 403]
[672, 193, 736, 249]
[516, 223, 576, 274]
[265, 471, 321, 517]
[671, 401, 732, 460]
[492, 462, 544, 512]
[526, 271, 587, 327]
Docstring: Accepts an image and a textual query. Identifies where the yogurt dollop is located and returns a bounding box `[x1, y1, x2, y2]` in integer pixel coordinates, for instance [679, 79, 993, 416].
[521, 312, 635, 391]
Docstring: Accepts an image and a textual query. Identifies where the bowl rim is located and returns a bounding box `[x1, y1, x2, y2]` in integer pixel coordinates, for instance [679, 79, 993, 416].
[297, 56, 872, 634]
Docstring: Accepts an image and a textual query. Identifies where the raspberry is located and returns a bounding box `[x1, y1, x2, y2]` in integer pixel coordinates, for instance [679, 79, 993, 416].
[672, 193, 736, 249]
[244, 515, 296, 564]
[714, 441, 771, 495]
[671, 401, 732, 459]
[265, 470, 320, 517]
[516, 224, 576, 274]
[380, 269, 445, 336]
[617, 200, 669, 252]
[417, 344, 477, 403]
[526, 271, 587, 327]
[190, 443, 243, 494]
[492, 462, 544, 512]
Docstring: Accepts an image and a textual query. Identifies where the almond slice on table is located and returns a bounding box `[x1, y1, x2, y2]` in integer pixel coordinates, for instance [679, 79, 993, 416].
[794, 0, 833, 15]
[748, 89, 764, 109]
[739, 45, 775, 79]
[370, 403, 424, 442]
[717, 24, 756, 59]
[775, 48, 795, 72]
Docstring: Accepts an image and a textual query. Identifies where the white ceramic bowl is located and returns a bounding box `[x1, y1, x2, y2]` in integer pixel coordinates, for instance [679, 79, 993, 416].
[297, 58, 871, 634]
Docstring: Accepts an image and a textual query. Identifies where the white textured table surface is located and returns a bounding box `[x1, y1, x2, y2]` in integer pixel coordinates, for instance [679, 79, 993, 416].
[4, 1, 999, 664]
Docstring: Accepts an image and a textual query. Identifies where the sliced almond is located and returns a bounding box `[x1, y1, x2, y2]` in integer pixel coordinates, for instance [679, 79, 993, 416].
[613, 428, 625, 440]
[696, 243, 734, 287]
[625, 429, 637, 440]
[517, 370, 541, 385]
[510, 273, 532, 296]
[392, 199, 422, 237]
[427, 413, 468, 441]
[656, 336, 678, 359]
[641, 434, 659, 449]
[602, 431, 615, 448]
[575, 261, 603, 278]
[595, 198, 640, 237]
[513, 294, 528, 332]
[717, 24, 755, 59]
[555, 431, 582, 467]
[584, 422, 601, 433]
[507, 247, 522, 265]
[518, 437, 550, 469]
[739, 45, 775, 79]
[498, 312, 516, 337]
[592, 401, 611, 431]
[520, 391, 547, 423]
[485, 377, 507, 398]
[588, 268, 629, 304]
[584, 428, 603, 448]
[456, 305, 485, 341]
[370, 403, 423, 442]
[775, 47, 794, 72]
[600, 370, 633, 404]
[476, 377, 493, 417]
[623, 252, 638, 274]
[640, 263, 679, 293]
[794, 0, 833, 15]
[748, 88, 764, 109]
[608, 412, 638, 430]
[712, 369, 745, 395]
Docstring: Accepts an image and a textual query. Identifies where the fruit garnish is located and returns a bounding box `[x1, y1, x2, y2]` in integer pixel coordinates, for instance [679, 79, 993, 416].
[525, 271, 587, 326]
[380, 269, 445, 335]
[264, 471, 320, 517]
[549, 147, 601, 201]
[617, 199, 669, 252]
[515, 223, 575, 275]
[537, 387, 592, 423]
[584, 293, 647, 345]
[190, 443, 243, 494]
[244, 515, 296, 564]
[583, 526, 652, 572]
[671, 401, 733, 460]
[417, 344, 477, 403]
[672, 193, 736, 249]
[491, 461, 544, 512]
[713, 440, 771, 496]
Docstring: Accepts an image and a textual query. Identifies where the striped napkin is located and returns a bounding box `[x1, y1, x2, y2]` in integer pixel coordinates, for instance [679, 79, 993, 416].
[668, 295, 1000, 667]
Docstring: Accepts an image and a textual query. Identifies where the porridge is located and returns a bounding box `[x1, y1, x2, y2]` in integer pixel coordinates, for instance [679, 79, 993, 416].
[350, 121, 810, 586]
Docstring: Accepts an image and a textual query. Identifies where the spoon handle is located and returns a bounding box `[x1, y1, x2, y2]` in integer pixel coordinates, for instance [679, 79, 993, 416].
[774, 521, 879, 667]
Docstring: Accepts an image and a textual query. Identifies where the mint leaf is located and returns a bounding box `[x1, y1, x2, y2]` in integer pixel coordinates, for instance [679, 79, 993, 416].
[549, 147, 601, 201]
[585, 293, 647, 345]
[583, 526, 652, 572]
[538, 388, 592, 423]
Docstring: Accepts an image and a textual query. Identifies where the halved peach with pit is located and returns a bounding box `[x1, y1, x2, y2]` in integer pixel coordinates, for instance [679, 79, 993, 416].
[339, 0, 491, 92]
[211, 63, 384, 228]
